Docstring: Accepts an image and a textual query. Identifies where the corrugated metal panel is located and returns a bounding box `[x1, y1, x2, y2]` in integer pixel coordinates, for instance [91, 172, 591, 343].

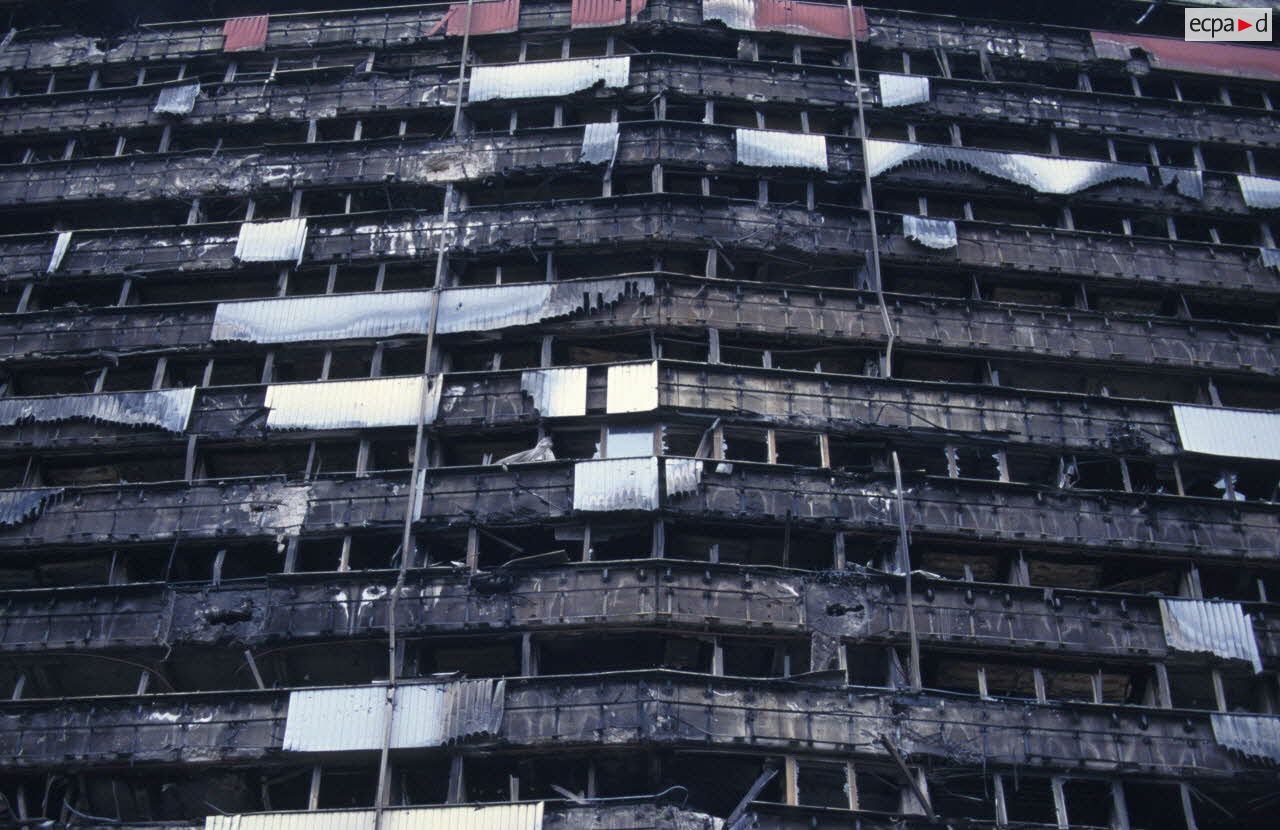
[1239, 174, 1280, 209]
[1261, 248, 1280, 271]
[573, 457, 660, 511]
[468, 56, 631, 102]
[207, 803, 544, 830]
[223, 15, 269, 52]
[902, 215, 957, 250]
[0, 487, 63, 527]
[520, 367, 588, 417]
[704, 0, 868, 40]
[735, 128, 828, 170]
[153, 83, 201, 116]
[1173, 404, 1280, 462]
[0, 388, 196, 433]
[265, 376, 439, 431]
[1210, 713, 1280, 763]
[428, 0, 521, 37]
[211, 292, 431, 344]
[878, 73, 930, 107]
[47, 231, 71, 274]
[571, 0, 648, 27]
[1091, 30, 1280, 83]
[283, 679, 503, 751]
[1159, 598, 1262, 673]
[234, 218, 308, 265]
[437, 277, 652, 334]
[1158, 167, 1203, 201]
[606, 361, 659, 413]
[865, 139, 1150, 195]
[665, 458, 702, 497]
[580, 122, 620, 165]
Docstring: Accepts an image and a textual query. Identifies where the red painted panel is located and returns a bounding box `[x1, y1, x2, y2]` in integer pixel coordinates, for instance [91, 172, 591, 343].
[1091, 30, 1280, 83]
[571, 0, 648, 28]
[428, 0, 521, 37]
[222, 15, 269, 53]
[755, 0, 867, 42]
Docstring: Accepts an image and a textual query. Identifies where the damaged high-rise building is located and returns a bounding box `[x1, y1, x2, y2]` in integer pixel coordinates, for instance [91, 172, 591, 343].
[0, 0, 1278, 828]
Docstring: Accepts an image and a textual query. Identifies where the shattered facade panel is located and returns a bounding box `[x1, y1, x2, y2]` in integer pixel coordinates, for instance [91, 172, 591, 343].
[1, 2, 1277, 830]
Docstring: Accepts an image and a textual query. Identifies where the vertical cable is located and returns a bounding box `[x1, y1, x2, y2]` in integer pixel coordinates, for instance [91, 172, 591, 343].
[892, 450, 922, 691]
[844, 1, 895, 379]
[373, 2, 473, 822]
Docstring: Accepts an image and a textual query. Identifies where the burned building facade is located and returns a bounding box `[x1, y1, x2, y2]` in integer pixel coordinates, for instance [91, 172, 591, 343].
[0, 0, 1278, 828]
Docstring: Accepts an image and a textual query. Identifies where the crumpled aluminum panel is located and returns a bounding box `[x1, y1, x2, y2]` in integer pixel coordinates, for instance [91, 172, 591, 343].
[468, 56, 631, 102]
[520, 367, 588, 417]
[606, 361, 659, 413]
[1239, 174, 1280, 209]
[1173, 404, 1280, 462]
[47, 231, 71, 274]
[1210, 713, 1280, 763]
[0, 487, 63, 527]
[211, 291, 431, 344]
[234, 218, 308, 265]
[496, 437, 556, 465]
[878, 73, 930, 107]
[265, 376, 439, 430]
[1261, 248, 1280, 271]
[283, 679, 504, 751]
[437, 277, 652, 334]
[0, 388, 196, 433]
[865, 139, 1151, 195]
[573, 457, 660, 511]
[206, 803, 544, 830]
[580, 122, 620, 165]
[1159, 598, 1262, 673]
[665, 458, 702, 497]
[1158, 167, 1204, 201]
[902, 215, 957, 250]
[153, 83, 201, 115]
[736, 128, 828, 171]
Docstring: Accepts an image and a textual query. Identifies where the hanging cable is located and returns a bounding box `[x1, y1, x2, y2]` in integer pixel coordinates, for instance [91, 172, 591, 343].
[844, 1, 895, 379]
[372, 3, 472, 824]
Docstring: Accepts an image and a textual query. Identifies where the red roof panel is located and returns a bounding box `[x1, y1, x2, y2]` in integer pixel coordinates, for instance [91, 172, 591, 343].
[755, 0, 867, 42]
[571, 0, 648, 28]
[1091, 30, 1280, 84]
[429, 0, 521, 37]
[222, 15, 269, 53]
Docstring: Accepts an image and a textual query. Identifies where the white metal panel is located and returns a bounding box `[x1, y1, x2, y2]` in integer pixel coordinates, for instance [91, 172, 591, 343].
[0, 487, 63, 527]
[866, 139, 1150, 195]
[1210, 713, 1280, 763]
[212, 291, 432, 344]
[1173, 404, 1280, 461]
[1261, 248, 1280, 271]
[234, 218, 308, 264]
[1158, 166, 1203, 200]
[47, 231, 71, 274]
[665, 458, 702, 497]
[735, 128, 828, 170]
[703, 0, 754, 28]
[606, 361, 659, 413]
[1239, 173, 1280, 209]
[154, 83, 201, 115]
[580, 121, 620, 165]
[878, 73, 930, 107]
[468, 56, 631, 101]
[436, 277, 652, 334]
[0, 388, 196, 433]
[283, 680, 503, 752]
[1159, 598, 1262, 672]
[573, 457, 660, 511]
[265, 376, 438, 430]
[521, 367, 588, 418]
[602, 425, 655, 458]
[208, 804, 543, 830]
[902, 215, 957, 250]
